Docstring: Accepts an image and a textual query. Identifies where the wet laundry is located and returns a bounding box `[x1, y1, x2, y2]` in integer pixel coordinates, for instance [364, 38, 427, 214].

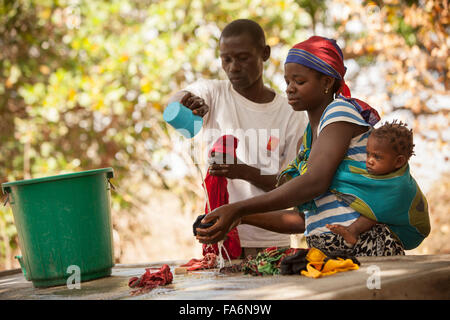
[193, 214, 214, 236]
[280, 247, 360, 278]
[241, 247, 300, 276]
[179, 252, 218, 271]
[128, 264, 173, 296]
[220, 247, 361, 278]
[200, 135, 242, 259]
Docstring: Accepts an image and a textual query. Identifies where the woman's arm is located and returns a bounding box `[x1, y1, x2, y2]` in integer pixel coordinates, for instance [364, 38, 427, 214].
[196, 210, 304, 244]
[240, 210, 305, 234]
[196, 121, 365, 244]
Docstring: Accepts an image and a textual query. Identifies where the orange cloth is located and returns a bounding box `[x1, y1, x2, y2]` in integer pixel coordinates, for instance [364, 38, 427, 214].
[300, 248, 359, 279]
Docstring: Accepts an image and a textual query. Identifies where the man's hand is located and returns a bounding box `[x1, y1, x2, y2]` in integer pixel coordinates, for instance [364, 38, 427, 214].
[180, 91, 209, 117]
[208, 163, 251, 180]
[208, 151, 249, 179]
[208, 151, 277, 191]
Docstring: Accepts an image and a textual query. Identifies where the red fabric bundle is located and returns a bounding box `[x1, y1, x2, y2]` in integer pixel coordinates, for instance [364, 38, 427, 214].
[202, 135, 242, 259]
[128, 264, 173, 295]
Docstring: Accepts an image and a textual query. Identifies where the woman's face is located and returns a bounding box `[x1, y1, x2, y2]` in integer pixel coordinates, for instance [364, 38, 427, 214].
[284, 63, 328, 112]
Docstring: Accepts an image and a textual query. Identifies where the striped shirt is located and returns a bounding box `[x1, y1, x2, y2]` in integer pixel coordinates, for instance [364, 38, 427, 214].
[304, 98, 372, 236]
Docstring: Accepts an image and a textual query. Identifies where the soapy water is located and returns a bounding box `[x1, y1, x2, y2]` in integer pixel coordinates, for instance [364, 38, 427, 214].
[215, 241, 232, 270]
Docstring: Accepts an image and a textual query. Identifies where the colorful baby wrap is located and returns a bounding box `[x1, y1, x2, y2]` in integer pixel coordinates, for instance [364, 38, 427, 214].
[278, 124, 430, 250]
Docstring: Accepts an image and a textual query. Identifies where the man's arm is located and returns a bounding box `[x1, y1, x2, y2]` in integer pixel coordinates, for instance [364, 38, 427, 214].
[208, 163, 277, 191]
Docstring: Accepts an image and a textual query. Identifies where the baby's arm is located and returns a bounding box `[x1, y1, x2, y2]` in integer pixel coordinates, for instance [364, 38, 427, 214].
[327, 215, 377, 246]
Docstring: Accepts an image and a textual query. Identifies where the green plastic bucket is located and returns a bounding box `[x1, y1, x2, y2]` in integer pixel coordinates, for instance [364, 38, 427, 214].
[1, 168, 115, 288]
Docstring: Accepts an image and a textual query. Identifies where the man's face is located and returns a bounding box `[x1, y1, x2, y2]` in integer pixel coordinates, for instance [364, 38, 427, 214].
[219, 34, 265, 91]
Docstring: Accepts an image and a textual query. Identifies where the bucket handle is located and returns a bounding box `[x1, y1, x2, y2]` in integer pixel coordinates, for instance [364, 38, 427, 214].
[2, 186, 11, 206]
[3, 193, 9, 206]
[108, 179, 116, 191]
[15, 255, 30, 281]
[106, 171, 116, 192]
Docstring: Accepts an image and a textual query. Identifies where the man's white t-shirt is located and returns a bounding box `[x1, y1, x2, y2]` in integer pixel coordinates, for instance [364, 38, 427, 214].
[185, 79, 307, 247]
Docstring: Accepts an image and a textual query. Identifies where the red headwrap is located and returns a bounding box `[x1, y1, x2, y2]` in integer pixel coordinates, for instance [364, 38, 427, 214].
[286, 36, 351, 96]
[286, 36, 380, 125]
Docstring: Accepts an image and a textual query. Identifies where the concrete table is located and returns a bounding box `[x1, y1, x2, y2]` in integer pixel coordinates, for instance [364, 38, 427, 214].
[0, 254, 449, 300]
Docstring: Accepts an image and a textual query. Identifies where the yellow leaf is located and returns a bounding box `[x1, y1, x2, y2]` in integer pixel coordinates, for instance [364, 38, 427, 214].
[153, 102, 163, 111]
[39, 8, 52, 20]
[39, 65, 51, 75]
[120, 53, 129, 62]
[90, 43, 99, 52]
[68, 89, 76, 101]
[93, 99, 104, 111]
[367, 44, 375, 53]
[140, 78, 152, 93]
[267, 37, 280, 46]
[5, 78, 13, 88]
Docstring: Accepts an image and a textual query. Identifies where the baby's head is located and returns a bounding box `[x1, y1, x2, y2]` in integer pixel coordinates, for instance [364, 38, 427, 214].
[366, 120, 415, 175]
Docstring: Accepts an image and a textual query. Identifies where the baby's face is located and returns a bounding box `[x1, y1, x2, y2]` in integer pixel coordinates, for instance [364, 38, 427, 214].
[366, 136, 402, 175]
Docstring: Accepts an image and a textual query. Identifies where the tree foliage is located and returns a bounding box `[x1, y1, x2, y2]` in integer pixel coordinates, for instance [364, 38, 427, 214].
[1, 0, 448, 268]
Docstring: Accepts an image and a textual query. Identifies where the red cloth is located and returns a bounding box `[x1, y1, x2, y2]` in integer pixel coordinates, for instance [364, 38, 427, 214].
[180, 253, 217, 271]
[128, 264, 173, 295]
[202, 135, 242, 259]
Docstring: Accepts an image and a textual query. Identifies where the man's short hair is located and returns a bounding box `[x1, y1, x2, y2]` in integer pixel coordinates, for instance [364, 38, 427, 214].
[220, 19, 266, 49]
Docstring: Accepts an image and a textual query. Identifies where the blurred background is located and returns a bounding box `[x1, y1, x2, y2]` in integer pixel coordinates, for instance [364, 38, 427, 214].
[0, 0, 449, 271]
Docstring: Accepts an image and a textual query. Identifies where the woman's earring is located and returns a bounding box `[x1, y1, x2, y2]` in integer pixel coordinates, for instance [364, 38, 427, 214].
[325, 88, 329, 94]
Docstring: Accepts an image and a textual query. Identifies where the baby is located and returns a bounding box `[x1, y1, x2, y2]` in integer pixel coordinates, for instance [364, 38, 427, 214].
[327, 120, 415, 245]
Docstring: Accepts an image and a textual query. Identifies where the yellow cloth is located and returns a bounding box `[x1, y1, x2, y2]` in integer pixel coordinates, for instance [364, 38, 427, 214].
[300, 248, 359, 278]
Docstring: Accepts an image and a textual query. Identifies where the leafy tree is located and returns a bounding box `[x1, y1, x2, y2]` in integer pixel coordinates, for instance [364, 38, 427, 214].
[1, 0, 448, 268]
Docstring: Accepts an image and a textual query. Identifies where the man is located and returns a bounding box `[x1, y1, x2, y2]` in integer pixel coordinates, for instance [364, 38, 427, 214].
[168, 19, 307, 257]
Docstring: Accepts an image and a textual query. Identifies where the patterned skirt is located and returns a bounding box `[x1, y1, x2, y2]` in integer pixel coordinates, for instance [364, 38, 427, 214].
[306, 224, 405, 257]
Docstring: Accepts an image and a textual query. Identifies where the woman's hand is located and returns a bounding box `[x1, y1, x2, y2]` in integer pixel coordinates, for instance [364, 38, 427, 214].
[195, 204, 240, 244]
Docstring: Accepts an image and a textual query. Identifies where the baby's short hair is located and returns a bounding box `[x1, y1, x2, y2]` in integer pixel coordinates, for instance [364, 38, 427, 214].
[370, 120, 415, 160]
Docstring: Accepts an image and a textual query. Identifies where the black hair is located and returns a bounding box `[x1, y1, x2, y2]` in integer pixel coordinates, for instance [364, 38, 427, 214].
[312, 70, 342, 94]
[371, 120, 415, 160]
[220, 19, 266, 50]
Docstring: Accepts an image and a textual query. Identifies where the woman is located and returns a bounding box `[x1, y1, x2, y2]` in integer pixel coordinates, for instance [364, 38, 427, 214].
[196, 36, 405, 257]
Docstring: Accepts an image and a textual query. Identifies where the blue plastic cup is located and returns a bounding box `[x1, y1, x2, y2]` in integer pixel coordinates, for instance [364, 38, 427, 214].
[163, 102, 203, 138]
